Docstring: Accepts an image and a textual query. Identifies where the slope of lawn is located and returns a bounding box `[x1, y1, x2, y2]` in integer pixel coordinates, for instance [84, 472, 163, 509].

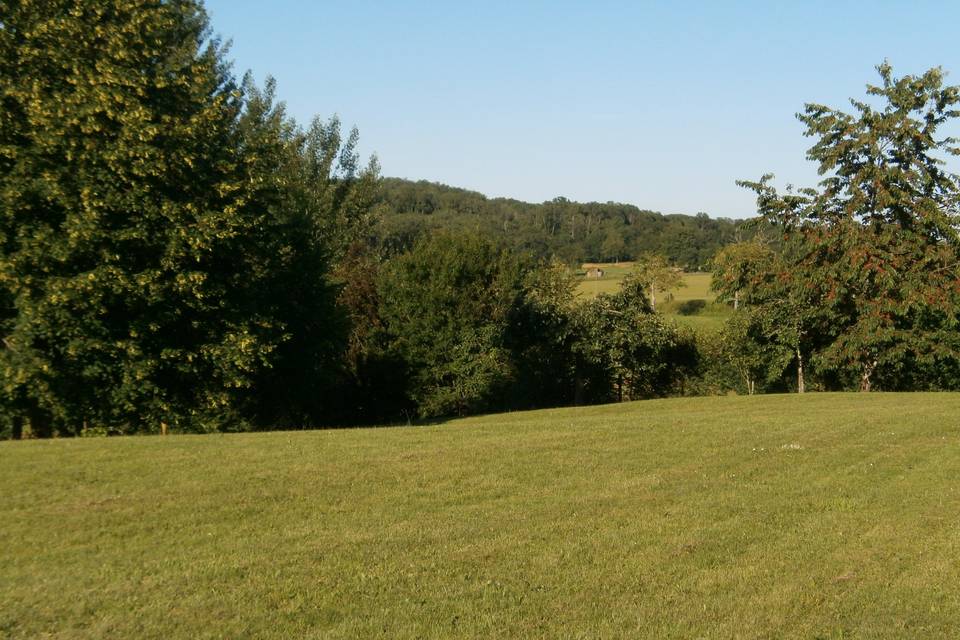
[2, 393, 960, 638]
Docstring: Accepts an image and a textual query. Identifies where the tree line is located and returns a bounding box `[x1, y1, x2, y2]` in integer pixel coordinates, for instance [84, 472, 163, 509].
[371, 179, 746, 269]
[2, 2, 959, 437]
[0, 0, 699, 437]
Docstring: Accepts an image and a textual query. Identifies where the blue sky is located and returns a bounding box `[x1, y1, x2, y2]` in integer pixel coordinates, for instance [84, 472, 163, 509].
[204, 1, 960, 218]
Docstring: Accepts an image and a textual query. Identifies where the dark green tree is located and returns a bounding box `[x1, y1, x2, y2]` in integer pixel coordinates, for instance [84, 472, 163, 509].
[1, 0, 255, 434]
[235, 80, 379, 429]
[377, 233, 524, 418]
[503, 259, 581, 409]
[574, 272, 697, 402]
[0, 1, 376, 435]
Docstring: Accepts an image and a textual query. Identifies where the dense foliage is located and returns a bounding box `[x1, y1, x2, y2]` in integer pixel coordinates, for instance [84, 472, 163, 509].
[3, 0, 958, 437]
[0, 0, 376, 436]
[349, 234, 696, 420]
[573, 272, 698, 403]
[372, 178, 745, 268]
[0, 0, 724, 437]
[713, 63, 960, 393]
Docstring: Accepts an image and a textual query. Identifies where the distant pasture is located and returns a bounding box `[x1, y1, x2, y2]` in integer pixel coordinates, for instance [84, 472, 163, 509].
[577, 263, 730, 332]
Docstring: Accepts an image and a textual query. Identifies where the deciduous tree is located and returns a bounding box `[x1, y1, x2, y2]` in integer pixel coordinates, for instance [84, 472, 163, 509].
[0, 0, 377, 435]
[738, 63, 960, 392]
[628, 253, 684, 309]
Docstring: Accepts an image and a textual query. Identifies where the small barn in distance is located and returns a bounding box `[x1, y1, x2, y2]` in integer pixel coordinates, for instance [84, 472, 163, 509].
[586, 267, 604, 279]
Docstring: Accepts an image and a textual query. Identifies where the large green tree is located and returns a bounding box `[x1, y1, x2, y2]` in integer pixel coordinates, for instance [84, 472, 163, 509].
[574, 272, 697, 402]
[0, 1, 376, 436]
[736, 63, 960, 392]
[235, 79, 379, 429]
[712, 238, 827, 392]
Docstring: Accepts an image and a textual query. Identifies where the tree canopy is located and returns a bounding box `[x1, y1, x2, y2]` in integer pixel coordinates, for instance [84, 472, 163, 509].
[0, 0, 377, 435]
[724, 63, 960, 392]
[372, 178, 746, 268]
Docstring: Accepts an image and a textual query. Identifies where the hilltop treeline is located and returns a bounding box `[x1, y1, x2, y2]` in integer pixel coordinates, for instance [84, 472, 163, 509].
[372, 178, 745, 268]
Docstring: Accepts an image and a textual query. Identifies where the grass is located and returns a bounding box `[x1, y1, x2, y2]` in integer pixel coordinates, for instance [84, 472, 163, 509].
[577, 261, 640, 297]
[3, 393, 960, 638]
[665, 307, 729, 333]
[577, 264, 730, 332]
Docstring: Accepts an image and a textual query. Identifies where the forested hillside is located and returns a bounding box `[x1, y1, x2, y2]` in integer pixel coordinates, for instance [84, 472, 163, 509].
[372, 178, 747, 268]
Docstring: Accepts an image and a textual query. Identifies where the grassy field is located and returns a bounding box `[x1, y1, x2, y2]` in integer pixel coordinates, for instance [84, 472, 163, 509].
[578, 263, 730, 332]
[3, 393, 960, 638]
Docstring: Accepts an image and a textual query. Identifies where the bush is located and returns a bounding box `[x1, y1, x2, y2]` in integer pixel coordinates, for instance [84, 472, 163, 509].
[677, 299, 707, 315]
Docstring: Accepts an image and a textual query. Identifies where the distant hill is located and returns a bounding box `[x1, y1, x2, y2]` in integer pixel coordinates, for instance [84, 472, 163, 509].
[371, 178, 754, 268]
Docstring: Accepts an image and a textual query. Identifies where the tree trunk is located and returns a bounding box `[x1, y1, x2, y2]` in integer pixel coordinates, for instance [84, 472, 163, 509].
[12, 415, 23, 440]
[160, 421, 168, 436]
[649, 286, 656, 309]
[796, 348, 805, 394]
[27, 406, 51, 438]
[860, 360, 877, 392]
[734, 290, 739, 310]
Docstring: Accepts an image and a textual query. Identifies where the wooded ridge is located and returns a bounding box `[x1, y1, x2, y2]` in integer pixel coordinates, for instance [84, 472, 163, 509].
[372, 177, 748, 268]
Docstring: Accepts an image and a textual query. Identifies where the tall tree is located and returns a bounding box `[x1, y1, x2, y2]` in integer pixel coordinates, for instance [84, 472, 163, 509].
[738, 63, 960, 392]
[0, 0, 375, 435]
[235, 79, 379, 429]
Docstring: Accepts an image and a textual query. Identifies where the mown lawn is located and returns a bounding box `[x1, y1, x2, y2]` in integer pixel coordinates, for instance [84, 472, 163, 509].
[2, 393, 960, 638]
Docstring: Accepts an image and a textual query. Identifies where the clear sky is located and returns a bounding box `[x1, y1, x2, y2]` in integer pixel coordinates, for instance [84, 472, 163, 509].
[203, 1, 960, 219]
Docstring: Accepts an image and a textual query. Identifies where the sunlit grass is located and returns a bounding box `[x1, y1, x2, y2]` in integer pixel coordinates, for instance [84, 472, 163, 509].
[577, 265, 730, 332]
[3, 393, 960, 638]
